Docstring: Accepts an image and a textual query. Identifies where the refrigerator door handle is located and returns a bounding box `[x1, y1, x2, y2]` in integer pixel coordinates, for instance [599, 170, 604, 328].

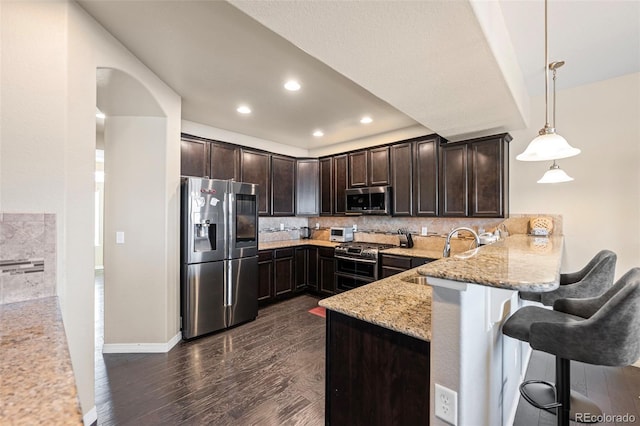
[225, 260, 233, 307]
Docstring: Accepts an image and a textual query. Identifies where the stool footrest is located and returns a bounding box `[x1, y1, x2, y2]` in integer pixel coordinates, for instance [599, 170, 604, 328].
[519, 380, 603, 423]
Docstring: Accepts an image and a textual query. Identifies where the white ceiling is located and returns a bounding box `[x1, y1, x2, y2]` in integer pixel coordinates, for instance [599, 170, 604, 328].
[80, 0, 639, 152]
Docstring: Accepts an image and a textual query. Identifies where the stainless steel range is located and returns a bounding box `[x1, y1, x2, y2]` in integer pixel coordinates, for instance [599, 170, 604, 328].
[334, 242, 395, 292]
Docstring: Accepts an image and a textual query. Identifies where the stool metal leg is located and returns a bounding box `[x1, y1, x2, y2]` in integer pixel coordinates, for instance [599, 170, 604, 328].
[556, 357, 570, 426]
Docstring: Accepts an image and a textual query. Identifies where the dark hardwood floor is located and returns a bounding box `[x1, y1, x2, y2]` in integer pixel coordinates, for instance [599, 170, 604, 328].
[95, 272, 639, 425]
[95, 273, 325, 425]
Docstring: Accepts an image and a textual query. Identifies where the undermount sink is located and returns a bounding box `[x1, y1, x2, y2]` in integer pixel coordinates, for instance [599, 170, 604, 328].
[401, 274, 429, 285]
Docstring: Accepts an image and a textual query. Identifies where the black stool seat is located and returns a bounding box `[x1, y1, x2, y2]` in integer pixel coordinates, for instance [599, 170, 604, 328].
[504, 268, 640, 426]
[520, 249, 616, 306]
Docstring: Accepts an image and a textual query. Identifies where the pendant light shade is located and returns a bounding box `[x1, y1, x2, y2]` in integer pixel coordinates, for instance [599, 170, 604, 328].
[517, 0, 580, 163]
[537, 161, 574, 184]
[516, 132, 581, 162]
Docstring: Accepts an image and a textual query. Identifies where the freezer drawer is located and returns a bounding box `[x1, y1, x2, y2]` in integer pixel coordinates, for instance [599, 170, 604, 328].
[227, 256, 258, 327]
[182, 261, 226, 339]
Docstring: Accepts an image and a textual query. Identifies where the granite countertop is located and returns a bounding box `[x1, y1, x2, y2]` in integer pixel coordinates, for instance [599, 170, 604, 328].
[380, 247, 442, 260]
[418, 234, 563, 291]
[319, 269, 432, 341]
[0, 297, 82, 424]
[259, 239, 339, 250]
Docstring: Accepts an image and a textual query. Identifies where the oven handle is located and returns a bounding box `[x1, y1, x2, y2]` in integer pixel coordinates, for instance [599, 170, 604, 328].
[334, 255, 378, 264]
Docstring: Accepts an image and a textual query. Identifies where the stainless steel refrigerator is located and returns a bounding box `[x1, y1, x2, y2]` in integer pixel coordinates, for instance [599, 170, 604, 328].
[180, 177, 259, 340]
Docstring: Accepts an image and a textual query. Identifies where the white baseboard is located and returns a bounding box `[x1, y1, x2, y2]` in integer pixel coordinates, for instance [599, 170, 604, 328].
[83, 406, 97, 425]
[102, 332, 182, 354]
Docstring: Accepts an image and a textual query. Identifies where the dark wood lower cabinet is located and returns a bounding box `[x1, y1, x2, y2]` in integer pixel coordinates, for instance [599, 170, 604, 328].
[318, 247, 336, 295]
[273, 249, 294, 296]
[257, 250, 274, 302]
[259, 245, 332, 306]
[326, 310, 430, 425]
[381, 254, 435, 278]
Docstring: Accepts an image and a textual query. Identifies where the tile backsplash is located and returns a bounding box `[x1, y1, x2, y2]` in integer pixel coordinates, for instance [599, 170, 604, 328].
[0, 213, 56, 305]
[259, 214, 563, 244]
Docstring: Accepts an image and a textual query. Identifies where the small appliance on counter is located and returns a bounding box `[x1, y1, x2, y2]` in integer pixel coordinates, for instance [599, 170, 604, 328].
[299, 226, 311, 239]
[398, 228, 414, 248]
[330, 226, 354, 242]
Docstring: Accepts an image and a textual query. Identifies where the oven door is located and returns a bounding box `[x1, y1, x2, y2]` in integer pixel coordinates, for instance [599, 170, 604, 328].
[334, 255, 378, 292]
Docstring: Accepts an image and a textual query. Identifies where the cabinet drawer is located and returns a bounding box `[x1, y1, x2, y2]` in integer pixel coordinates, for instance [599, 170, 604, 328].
[258, 250, 273, 262]
[318, 247, 335, 258]
[411, 257, 435, 268]
[274, 248, 294, 259]
[381, 254, 412, 269]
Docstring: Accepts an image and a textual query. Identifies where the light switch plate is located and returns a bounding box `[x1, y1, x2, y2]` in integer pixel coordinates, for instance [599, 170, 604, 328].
[435, 383, 457, 425]
[116, 231, 125, 244]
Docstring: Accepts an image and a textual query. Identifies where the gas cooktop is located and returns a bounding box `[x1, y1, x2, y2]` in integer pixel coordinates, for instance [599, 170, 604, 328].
[335, 242, 395, 260]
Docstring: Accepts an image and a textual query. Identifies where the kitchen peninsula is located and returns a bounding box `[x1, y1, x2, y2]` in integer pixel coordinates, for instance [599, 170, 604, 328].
[320, 234, 563, 425]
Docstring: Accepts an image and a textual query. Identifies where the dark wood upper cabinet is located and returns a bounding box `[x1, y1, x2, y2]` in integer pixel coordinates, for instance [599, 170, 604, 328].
[439, 143, 468, 217]
[439, 134, 510, 218]
[390, 143, 413, 216]
[319, 157, 333, 215]
[180, 138, 210, 178]
[271, 155, 296, 216]
[296, 159, 319, 216]
[241, 149, 271, 216]
[209, 142, 240, 181]
[468, 135, 510, 218]
[348, 151, 368, 188]
[414, 136, 439, 216]
[368, 146, 390, 186]
[333, 155, 348, 215]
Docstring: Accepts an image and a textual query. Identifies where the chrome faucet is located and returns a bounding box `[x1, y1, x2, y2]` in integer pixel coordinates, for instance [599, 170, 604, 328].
[443, 227, 480, 258]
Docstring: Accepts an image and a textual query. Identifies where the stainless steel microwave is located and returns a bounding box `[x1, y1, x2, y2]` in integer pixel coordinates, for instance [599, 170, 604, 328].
[345, 186, 392, 215]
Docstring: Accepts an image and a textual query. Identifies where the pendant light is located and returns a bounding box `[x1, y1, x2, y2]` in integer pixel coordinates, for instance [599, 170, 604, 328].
[537, 160, 574, 183]
[537, 62, 575, 183]
[516, 0, 580, 162]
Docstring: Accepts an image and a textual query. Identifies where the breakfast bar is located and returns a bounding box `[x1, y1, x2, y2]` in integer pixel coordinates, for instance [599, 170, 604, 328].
[320, 234, 563, 426]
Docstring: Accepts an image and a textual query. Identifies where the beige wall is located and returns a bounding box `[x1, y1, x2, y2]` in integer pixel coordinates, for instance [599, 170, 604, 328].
[1, 1, 182, 419]
[510, 73, 640, 278]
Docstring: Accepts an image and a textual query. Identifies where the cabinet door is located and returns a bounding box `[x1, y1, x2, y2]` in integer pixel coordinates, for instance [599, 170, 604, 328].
[307, 247, 318, 290]
[241, 150, 271, 216]
[319, 157, 333, 215]
[319, 248, 336, 295]
[469, 138, 507, 217]
[414, 137, 439, 216]
[274, 254, 294, 296]
[391, 143, 413, 216]
[369, 146, 390, 186]
[333, 155, 348, 215]
[295, 247, 308, 290]
[271, 155, 296, 216]
[258, 251, 274, 303]
[180, 138, 210, 177]
[210, 142, 240, 181]
[439, 143, 468, 217]
[349, 151, 368, 188]
[296, 159, 319, 216]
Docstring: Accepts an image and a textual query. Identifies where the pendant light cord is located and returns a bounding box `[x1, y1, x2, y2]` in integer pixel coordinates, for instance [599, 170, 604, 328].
[544, 0, 550, 130]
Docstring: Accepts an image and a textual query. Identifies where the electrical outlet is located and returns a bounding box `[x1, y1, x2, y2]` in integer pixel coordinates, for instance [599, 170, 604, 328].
[435, 383, 457, 425]
[421, 226, 428, 236]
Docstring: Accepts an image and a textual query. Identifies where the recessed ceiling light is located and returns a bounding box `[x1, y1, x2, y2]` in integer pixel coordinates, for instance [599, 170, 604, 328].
[360, 116, 373, 124]
[313, 130, 324, 137]
[237, 105, 252, 114]
[284, 80, 301, 91]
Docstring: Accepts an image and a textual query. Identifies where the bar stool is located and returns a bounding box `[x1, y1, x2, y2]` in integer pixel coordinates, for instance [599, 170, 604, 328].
[519, 250, 616, 306]
[503, 268, 640, 426]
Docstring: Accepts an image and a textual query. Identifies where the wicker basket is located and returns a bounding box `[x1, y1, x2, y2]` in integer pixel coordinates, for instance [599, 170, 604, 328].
[529, 217, 553, 235]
